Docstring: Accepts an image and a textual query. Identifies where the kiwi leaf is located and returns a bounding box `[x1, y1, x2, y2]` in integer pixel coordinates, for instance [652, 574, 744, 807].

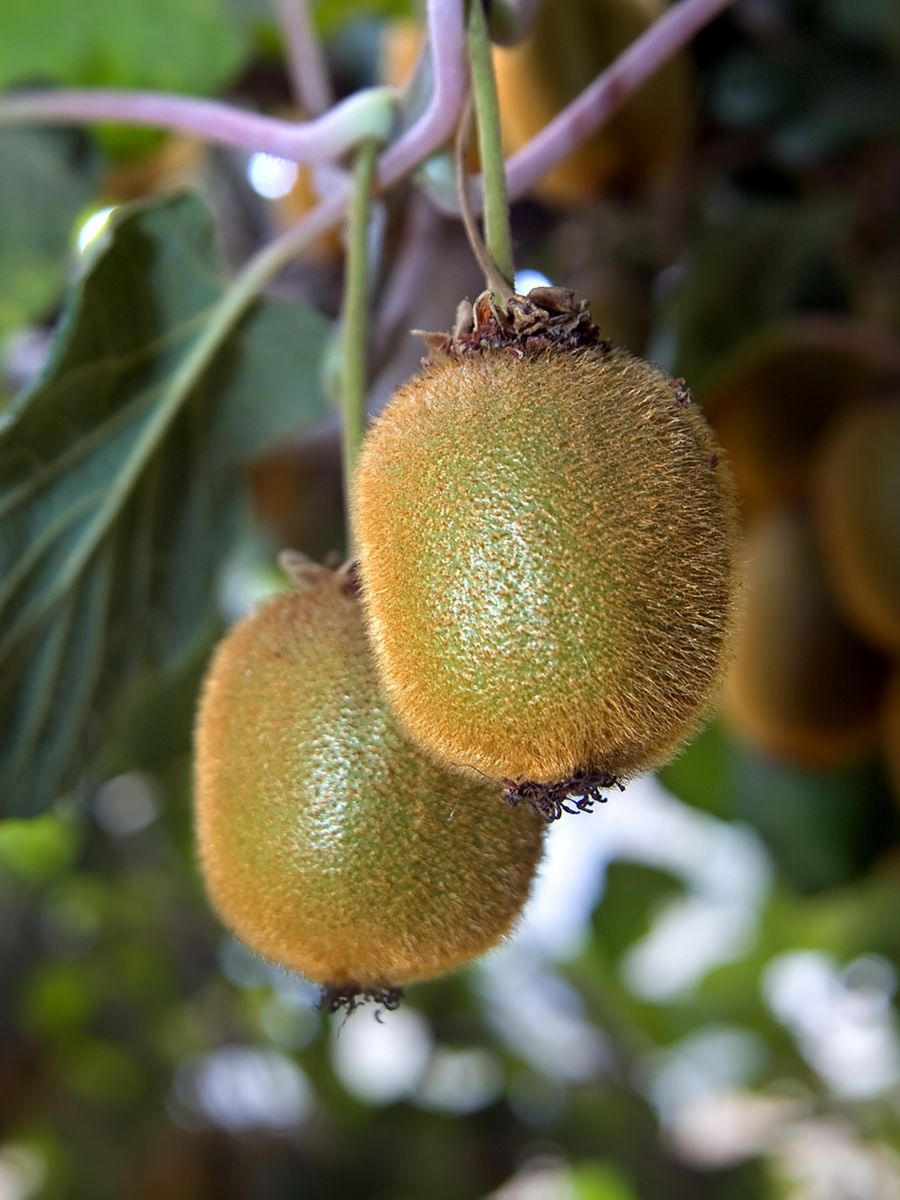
[0, 127, 102, 338]
[0, 0, 246, 97]
[0, 191, 330, 817]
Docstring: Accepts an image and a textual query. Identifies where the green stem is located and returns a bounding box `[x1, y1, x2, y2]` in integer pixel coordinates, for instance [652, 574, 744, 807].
[466, 0, 515, 300]
[341, 138, 379, 554]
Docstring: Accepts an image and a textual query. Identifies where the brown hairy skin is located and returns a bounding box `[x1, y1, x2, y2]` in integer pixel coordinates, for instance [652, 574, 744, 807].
[724, 508, 887, 768]
[193, 570, 545, 991]
[812, 403, 900, 654]
[354, 342, 742, 787]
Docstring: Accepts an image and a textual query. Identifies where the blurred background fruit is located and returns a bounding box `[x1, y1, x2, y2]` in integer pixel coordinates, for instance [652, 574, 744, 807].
[724, 506, 886, 768]
[812, 401, 900, 654]
[101, 135, 205, 203]
[701, 319, 900, 516]
[249, 426, 346, 562]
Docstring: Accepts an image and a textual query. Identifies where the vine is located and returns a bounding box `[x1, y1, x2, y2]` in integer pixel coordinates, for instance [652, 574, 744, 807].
[0, 0, 736, 544]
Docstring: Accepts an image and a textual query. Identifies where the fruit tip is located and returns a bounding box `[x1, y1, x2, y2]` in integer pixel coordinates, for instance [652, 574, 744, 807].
[503, 771, 625, 822]
[318, 982, 405, 1018]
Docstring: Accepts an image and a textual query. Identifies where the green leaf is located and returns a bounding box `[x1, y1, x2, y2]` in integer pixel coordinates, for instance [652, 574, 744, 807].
[0, 127, 102, 336]
[226, 0, 415, 34]
[0, 0, 246, 96]
[730, 745, 896, 894]
[312, 0, 417, 38]
[1, 0, 250, 157]
[0, 191, 330, 817]
[820, 0, 900, 53]
[591, 862, 682, 966]
[0, 812, 78, 881]
[658, 722, 735, 819]
[97, 637, 212, 778]
[569, 1162, 639, 1200]
[712, 45, 900, 165]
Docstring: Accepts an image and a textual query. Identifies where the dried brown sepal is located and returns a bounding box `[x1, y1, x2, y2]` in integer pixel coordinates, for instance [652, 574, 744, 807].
[278, 549, 330, 588]
[413, 286, 608, 362]
[278, 550, 359, 596]
[503, 771, 625, 823]
[672, 377, 694, 407]
[336, 560, 361, 596]
[318, 983, 404, 1018]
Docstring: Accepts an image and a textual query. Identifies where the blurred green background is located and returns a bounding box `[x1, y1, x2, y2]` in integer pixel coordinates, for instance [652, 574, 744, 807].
[2, 0, 900, 1196]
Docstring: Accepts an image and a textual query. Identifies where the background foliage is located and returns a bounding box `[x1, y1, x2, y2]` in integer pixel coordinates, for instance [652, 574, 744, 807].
[1, 0, 900, 1197]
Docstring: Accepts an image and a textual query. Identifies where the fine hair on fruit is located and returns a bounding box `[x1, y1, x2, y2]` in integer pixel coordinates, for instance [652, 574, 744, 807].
[353, 291, 743, 802]
[193, 565, 545, 1005]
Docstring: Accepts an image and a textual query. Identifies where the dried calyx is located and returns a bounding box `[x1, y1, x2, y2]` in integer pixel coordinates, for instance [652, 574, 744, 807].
[319, 983, 405, 1017]
[416, 286, 609, 359]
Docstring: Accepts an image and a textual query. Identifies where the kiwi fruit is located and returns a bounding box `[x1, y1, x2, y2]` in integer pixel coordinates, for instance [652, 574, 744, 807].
[353, 290, 742, 803]
[703, 318, 900, 515]
[724, 506, 887, 768]
[193, 564, 545, 1005]
[812, 402, 900, 653]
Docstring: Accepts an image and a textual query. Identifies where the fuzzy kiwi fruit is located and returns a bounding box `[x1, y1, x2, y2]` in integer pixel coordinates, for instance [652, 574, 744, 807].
[812, 402, 900, 653]
[724, 506, 887, 768]
[193, 564, 545, 1005]
[354, 291, 742, 804]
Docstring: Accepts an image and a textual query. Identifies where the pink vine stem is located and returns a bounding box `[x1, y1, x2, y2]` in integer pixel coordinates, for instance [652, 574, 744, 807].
[0, 89, 353, 162]
[0, 0, 733, 264]
[0, 0, 467, 167]
[506, 0, 734, 201]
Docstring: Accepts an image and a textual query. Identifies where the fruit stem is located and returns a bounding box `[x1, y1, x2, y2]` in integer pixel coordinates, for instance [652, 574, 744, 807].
[465, 0, 516, 303]
[455, 99, 514, 306]
[341, 137, 380, 553]
[0, 86, 394, 163]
